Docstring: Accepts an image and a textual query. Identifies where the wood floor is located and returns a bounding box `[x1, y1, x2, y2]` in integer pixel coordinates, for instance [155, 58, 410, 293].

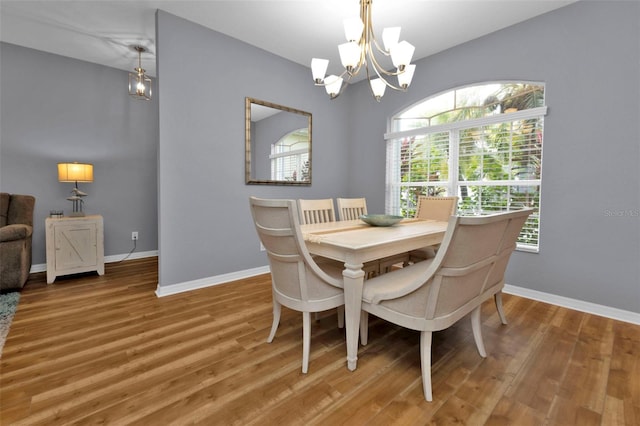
[1, 257, 638, 425]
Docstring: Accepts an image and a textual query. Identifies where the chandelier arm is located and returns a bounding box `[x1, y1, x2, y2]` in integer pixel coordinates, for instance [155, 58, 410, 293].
[364, 61, 378, 100]
[315, 69, 352, 88]
[363, 0, 405, 93]
[334, 79, 351, 100]
[338, 69, 352, 82]
[367, 39, 406, 78]
[327, 75, 353, 100]
[369, 60, 406, 92]
[368, 47, 401, 77]
[379, 78, 405, 92]
[371, 36, 390, 57]
[311, 69, 352, 100]
[361, 0, 369, 40]
[346, 0, 370, 79]
[364, 0, 391, 57]
[348, 47, 367, 77]
[364, 15, 404, 79]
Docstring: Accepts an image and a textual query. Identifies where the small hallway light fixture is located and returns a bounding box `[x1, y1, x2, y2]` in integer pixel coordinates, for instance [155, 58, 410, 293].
[311, 0, 416, 102]
[129, 45, 152, 100]
[58, 162, 94, 217]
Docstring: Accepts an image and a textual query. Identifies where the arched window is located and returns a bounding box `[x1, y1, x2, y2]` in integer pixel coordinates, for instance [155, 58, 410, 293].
[271, 128, 310, 182]
[385, 82, 546, 251]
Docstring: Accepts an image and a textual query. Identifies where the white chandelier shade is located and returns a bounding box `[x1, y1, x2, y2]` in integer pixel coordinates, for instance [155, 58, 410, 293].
[311, 0, 416, 101]
[324, 75, 344, 98]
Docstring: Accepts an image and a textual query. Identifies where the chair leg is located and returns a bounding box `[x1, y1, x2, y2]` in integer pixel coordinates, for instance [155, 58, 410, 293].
[494, 292, 508, 325]
[302, 311, 311, 374]
[267, 300, 281, 342]
[360, 311, 369, 345]
[420, 330, 433, 401]
[337, 306, 345, 328]
[471, 306, 487, 358]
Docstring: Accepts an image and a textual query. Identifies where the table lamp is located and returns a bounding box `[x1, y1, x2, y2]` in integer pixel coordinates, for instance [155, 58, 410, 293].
[58, 162, 93, 216]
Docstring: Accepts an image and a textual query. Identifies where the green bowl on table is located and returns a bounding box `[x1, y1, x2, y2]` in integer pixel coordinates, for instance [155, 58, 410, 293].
[359, 214, 404, 227]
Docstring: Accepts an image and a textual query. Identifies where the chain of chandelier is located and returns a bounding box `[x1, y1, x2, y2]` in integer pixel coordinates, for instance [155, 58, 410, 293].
[311, 0, 416, 102]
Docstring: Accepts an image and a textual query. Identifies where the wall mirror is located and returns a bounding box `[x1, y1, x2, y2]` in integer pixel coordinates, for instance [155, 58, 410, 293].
[245, 97, 312, 185]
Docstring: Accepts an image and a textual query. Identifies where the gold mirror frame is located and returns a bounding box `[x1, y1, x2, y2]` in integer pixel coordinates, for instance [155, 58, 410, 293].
[245, 97, 312, 185]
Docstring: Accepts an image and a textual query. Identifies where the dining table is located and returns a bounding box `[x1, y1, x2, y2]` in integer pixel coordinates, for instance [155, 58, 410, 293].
[300, 218, 448, 371]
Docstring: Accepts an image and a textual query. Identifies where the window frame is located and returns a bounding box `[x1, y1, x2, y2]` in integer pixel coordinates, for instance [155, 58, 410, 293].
[270, 129, 310, 182]
[385, 85, 547, 252]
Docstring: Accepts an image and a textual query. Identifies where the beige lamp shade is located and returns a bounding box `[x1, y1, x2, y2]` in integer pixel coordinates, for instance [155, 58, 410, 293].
[58, 163, 94, 183]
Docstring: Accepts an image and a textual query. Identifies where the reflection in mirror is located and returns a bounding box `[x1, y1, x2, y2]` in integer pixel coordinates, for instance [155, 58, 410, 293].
[245, 97, 312, 185]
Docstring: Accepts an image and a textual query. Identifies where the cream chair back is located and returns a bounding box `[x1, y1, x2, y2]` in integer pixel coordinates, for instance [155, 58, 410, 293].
[415, 196, 458, 222]
[298, 198, 336, 224]
[427, 209, 531, 319]
[336, 197, 368, 221]
[250, 197, 343, 304]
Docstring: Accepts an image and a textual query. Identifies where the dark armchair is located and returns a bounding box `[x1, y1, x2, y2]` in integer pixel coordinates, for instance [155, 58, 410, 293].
[1, 193, 35, 291]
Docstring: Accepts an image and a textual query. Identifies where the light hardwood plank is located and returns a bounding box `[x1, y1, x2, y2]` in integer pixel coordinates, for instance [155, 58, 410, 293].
[1, 257, 639, 425]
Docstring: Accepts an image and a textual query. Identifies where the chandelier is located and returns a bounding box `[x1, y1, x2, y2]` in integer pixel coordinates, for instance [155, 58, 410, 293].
[311, 0, 416, 101]
[128, 45, 152, 101]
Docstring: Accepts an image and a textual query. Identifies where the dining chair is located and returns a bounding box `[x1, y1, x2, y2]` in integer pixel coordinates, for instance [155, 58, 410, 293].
[339, 197, 408, 275]
[336, 197, 367, 221]
[359, 208, 533, 401]
[297, 198, 336, 224]
[299, 198, 379, 279]
[249, 196, 345, 373]
[408, 196, 459, 263]
[416, 196, 459, 221]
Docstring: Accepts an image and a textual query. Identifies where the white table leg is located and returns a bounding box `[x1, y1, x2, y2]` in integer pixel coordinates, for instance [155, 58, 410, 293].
[342, 261, 365, 371]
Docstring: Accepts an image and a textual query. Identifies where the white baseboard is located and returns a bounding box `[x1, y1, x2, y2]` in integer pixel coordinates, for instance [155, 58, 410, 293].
[155, 269, 640, 325]
[105, 250, 158, 264]
[503, 284, 640, 326]
[30, 264, 47, 273]
[155, 265, 270, 298]
[32, 256, 638, 326]
[29, 250, 159, 273]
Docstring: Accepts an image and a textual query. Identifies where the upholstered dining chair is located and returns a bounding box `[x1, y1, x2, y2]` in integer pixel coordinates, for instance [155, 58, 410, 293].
[336, 197, 367, 221]
[249, 196, 345, 373]
[359, 208, 533, 401]
[408, 196, 459, 263]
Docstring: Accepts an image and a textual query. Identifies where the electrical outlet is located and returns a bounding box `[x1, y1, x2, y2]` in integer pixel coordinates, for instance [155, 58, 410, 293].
[132, 231, 139, 241]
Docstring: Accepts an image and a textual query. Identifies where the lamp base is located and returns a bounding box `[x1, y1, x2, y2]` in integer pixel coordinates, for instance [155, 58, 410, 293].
[68, 211, 85, 217]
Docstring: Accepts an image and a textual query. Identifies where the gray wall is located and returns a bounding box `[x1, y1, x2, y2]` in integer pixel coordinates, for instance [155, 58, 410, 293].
[156, 11, 351, 286]
[0, 43, 159, 264]
[346, 1, 640, 313]
[2, 1, 637, 315]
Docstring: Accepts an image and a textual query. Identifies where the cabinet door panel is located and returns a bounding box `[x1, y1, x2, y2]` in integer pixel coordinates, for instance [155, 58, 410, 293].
[54, 223, 98, 270]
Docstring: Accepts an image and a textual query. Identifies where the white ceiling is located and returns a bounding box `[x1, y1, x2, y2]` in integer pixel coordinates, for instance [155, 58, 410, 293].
[0, 0, 577, 79]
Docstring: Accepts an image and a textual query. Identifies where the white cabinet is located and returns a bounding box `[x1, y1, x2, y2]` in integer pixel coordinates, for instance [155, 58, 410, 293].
[45, 215, 104, 284]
